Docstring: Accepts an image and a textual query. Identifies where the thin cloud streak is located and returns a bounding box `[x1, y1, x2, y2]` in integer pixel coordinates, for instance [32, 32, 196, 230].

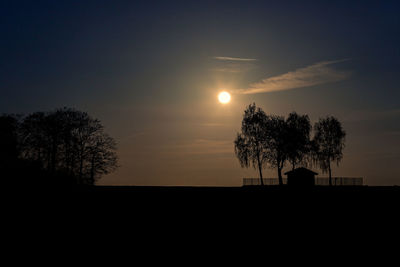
[236, 59, 351, 94]
[214, 56, 257, 62]
[210, 67, 243, 73]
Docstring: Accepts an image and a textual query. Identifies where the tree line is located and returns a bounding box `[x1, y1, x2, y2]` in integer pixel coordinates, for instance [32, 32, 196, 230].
[234, 103, 346, 186]
[0, 108, 118, 186]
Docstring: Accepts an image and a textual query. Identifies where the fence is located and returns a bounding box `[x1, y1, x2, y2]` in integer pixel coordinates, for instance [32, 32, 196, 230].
[242, 177, 364, 186]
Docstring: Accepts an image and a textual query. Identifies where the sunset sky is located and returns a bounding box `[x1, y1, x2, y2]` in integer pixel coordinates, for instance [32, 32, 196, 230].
[1, 0, 399, 185]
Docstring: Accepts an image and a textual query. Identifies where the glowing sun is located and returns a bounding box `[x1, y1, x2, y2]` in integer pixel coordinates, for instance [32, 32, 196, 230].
[218, 91, 231, 104]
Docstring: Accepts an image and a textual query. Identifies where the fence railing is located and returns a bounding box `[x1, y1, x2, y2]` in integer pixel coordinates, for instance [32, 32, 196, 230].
[243, 177, 364, 186]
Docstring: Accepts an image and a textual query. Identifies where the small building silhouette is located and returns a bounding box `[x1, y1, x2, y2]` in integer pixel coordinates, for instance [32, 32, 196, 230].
[285, 167, 318, 187]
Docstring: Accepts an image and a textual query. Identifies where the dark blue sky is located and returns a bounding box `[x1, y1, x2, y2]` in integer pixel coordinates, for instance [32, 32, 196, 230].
[1, 1, 400, 185]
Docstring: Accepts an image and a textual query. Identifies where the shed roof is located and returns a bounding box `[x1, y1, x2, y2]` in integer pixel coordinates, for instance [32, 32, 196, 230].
[284, 167, 318, 175]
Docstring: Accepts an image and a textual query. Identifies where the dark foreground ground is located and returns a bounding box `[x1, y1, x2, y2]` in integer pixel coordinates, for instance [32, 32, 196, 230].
[71, 184, 400, 198]
[69, 186, 400, 226]
[8, 183, 400, 210]
[74, 184, 400, 194]
[69, 185, 400, 207]
[5, 185, 400, 241]
[10, 184, 400, 203]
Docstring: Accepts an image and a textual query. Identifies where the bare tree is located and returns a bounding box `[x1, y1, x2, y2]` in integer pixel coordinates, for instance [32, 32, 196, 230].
[87, 133, 118, 185]
[234, 103, 269, 186]
[312, 116, 346, 186]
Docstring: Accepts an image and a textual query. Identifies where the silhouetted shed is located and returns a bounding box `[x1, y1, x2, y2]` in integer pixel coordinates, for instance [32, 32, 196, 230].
[285, 167, 318, 186]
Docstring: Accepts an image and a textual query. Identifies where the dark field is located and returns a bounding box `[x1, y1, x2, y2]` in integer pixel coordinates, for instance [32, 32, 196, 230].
[66, 185, 400, 220]
[10, 184, 399, 210]
[73, 185, 400, 195]
[70, 185, 400, 205]
[7, 184, 399, 232]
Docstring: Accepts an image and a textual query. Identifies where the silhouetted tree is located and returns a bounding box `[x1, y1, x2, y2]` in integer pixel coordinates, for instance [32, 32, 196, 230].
[235, 104, 346, 186]
[87, 133, 118, 184]
[234, 103, 269, 186]
[18, 108, 118, 185]
[0, 114, 20, 173]
[264, 115, 288, 186]
[312, 116, 346, 186]
[70, 111, 118, 185]
[286, 112, 311, 170]
[19, 112, 49, 169]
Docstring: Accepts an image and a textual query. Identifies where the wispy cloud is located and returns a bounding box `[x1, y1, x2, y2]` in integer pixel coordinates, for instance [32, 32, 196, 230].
[214, 56, 257, 62]
[210, 64, 256, 73]
[236, 59, 351, 94]
[211, 56, 257, 73]
[211, 67, 244, 73]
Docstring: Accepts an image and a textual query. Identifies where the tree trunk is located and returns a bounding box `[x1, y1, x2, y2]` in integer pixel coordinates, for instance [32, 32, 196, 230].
[79, 152, 83, 182]
[90, 154, 95, 185]
[47, 150, 51, 171]
[328, 163, 332, 186]
[278, 167, 283, 186]
[79, 143, 84, 183]
[51, 140, 57, 174]
[257, 156, 264, 186]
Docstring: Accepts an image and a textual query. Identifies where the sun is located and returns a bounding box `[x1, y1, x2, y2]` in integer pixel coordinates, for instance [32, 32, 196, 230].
[218, 91, 231, 104]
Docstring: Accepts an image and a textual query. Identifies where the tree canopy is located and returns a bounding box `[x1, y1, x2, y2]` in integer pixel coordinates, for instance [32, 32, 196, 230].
[286, 112, 312, 170]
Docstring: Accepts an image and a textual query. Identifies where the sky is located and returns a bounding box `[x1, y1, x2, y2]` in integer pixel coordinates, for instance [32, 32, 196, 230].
[1, 0, 400, 186]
